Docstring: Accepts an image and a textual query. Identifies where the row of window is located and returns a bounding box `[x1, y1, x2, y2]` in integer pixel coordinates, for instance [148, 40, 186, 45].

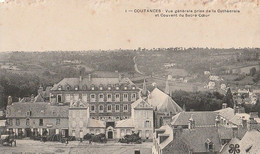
[8, 119, 60, 126]
[90, 104, 129, 112]
[90, 116, 129, 121]
[58, 85, 136, 91]
[58, 93, 137, 103]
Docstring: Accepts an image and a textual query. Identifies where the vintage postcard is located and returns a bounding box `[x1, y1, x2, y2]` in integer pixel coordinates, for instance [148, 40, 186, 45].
[0, 0, 260, 154]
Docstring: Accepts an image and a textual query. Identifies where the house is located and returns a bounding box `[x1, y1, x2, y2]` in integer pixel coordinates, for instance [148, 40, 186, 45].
[153, 108, 259, 154]
[69, 100, 106, 138]
[220, 127, 260, 154]
[171, 111, 218, 128]
[153, 116, 222, 154]
[6, 100, 69, 138]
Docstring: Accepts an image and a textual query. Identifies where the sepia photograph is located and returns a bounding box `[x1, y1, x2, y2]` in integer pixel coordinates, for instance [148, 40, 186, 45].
[0, 0, 260, 154]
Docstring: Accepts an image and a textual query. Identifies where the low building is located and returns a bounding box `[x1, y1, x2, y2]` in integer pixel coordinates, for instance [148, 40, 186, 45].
[153, 119, 222, 154]
[69, 99, 106, 139]
[6, 101, 69, 138]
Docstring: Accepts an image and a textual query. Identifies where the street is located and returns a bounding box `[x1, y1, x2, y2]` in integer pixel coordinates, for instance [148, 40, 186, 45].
[0, 140, 152, 154]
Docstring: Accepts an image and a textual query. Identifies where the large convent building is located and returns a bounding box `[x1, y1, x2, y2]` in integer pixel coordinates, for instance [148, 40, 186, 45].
[6, 75, 183, 140]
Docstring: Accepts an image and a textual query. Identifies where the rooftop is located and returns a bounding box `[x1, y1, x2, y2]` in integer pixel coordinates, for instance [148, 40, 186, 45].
[6, 102, 69, 118]
[148, 88, 183, 114]
[171, 111, 218, 127]
[51, 77, 135, 91]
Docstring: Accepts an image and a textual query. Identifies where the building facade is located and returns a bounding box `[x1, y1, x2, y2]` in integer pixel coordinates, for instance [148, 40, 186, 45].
[50, 75, 139, 127]
[6, 100, 69, 138]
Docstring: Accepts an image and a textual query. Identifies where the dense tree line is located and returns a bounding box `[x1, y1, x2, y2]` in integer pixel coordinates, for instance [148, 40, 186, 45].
[171, 90, 225, 111]
[0, 70, 41, 108]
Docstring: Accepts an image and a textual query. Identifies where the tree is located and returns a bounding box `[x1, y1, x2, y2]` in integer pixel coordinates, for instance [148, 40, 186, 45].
[223, 88, 234, 108]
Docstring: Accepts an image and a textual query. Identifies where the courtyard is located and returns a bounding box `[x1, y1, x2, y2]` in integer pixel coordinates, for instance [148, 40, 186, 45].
[0, 139, 152, 154]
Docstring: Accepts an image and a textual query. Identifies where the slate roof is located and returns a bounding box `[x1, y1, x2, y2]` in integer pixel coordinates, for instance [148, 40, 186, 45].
[218, 126, 233, 140]
[87, 118, 105, 128]
[171, 111, 218, 127]
[239, 130, 260, 154]
[220, 137, 240, 154]
[51, 77, 134, 91]
[163, 126, 222, 153]
[229, 113, 260, 126]
[179, 127, 222, 153]
[6, 102, 69, 118]
[115, 118, 134, 128]
[148, 88, 183, 114]
[215, 107, 235, 120]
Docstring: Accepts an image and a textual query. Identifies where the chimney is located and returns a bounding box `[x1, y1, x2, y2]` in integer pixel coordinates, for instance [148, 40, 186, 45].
[247, 112, 259, 131]
[222, 103, 227, 109]
[7, 96, 12, 106]
[88, 74, 91, 82]
[188, 114, 195, 129]
[242, 116, 247, 128]
[215, 114, 220, 127]
[232, 125, 238, 138]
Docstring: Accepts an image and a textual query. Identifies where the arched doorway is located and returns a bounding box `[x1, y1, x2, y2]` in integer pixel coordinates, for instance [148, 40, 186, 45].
[106, 126, 114, 139]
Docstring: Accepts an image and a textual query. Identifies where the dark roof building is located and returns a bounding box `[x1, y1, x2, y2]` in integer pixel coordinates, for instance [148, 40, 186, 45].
[153, 125, 222, 154]
[51, 76, 135, 91]
[171, 111, 218, 128]
[6, 102, 68, 118]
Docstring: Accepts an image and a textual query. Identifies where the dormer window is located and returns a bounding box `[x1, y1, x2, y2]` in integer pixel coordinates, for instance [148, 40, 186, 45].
[205, 139, 214, 152]
[99, 86, 103, 90]
[124, 86, 128, 90]
[91, 85, 95, 91]
[108, 87, 111, 90]
[58, 85, 62, 91]
[132, 86, 136, 90]
[26, 111, 31, 117]
[41, 110, 44, 113]
[116, 87, 119, 90]
[75, 86, 78, 91]
[66, 86, 70, 90]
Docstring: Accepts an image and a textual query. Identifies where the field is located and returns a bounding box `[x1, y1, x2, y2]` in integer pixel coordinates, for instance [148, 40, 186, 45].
[0, 140, 152, 154]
